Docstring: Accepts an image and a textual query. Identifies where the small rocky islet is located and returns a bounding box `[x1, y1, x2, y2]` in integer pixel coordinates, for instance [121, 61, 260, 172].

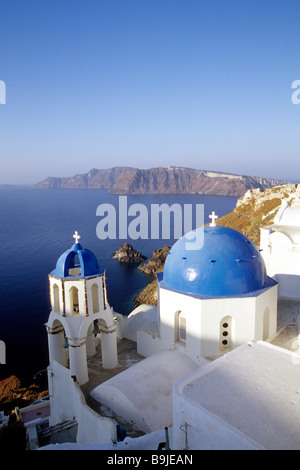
[111, 243, 147, 263]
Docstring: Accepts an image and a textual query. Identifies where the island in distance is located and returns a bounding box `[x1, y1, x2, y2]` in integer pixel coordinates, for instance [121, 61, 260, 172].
[35, 166, 288, 197]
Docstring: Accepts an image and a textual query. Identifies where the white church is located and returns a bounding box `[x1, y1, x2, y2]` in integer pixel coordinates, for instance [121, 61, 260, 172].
[35, 191, 300, 450]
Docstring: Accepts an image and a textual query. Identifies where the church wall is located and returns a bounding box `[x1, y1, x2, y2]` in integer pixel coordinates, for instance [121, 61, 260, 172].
[261, 228, 300, 299]
[262, 232, 296, 277]
[48, 361, 117, 445]
[183, 300, 203, 363]
[200, 288, 276, 358]
[158, 287, 181, 350]
[137, 323, 163, 358]
[158, 287, 203, 356]
[145, 281, 277, 362]
[200, 297, 258, 358]
[254, 285, 278, 341]
[274, 273, 300, 299]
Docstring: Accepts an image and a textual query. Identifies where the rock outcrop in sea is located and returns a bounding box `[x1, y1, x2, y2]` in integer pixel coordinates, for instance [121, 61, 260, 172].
[111, 243, 147, 263]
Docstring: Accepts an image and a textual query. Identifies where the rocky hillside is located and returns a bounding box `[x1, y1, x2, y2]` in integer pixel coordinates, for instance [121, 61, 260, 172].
[133, 183, 298, 307]
[35, 166, 287, 197]
[0, 375, 48, 415]
[217, 184, 297, 245]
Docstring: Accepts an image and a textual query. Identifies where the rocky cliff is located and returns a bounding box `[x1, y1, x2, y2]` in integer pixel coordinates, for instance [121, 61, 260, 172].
[217, 184, 297, 245]
[35, 166, 287, 197]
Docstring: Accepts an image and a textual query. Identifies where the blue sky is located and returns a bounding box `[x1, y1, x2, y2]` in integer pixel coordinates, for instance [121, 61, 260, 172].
[0, 0, 300, 184]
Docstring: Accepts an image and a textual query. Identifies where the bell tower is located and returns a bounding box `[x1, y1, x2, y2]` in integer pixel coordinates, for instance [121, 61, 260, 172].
[46, 232, 118, 385]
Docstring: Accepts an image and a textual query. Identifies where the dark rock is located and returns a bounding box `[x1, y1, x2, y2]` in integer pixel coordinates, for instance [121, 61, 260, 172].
[133, 279, 158, 307]
[138, 245, 170, 276]
[0, 376, 21, 402]
[133, 246, 170, 307]
[111, 243, 147, 263]
[0, 375, 48, 415]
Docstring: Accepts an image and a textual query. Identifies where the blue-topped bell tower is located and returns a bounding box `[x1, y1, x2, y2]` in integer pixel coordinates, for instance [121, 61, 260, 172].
[46, 232, 118, 385]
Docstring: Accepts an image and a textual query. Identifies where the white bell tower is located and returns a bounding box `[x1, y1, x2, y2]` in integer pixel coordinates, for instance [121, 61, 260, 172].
[46, 232, 118, 385]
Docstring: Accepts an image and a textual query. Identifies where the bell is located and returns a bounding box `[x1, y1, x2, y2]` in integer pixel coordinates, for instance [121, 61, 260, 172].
[63, 336, 69, 348]
[93, 321, 100, 336]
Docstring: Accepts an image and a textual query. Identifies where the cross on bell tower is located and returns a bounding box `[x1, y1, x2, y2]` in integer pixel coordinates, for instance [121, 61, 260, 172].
[209, 211, 218, 226]
[73, 231, 81, 244]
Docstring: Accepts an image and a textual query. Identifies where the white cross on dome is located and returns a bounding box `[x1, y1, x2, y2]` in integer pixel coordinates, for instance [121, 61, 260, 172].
[209, 211, 218, 226]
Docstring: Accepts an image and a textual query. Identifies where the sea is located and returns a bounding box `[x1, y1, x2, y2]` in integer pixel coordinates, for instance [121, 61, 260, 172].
[0, 185, 237, 384]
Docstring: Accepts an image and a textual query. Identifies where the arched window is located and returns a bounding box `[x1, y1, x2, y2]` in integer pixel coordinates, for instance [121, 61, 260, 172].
[220, 316, 232, 350]
[53, 284, 60, 313]
[69, 286, 79, 316]
[91, 283, 99, 313]
[263, 307, 270, 341]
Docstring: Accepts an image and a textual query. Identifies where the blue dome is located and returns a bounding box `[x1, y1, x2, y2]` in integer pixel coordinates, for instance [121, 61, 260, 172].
[55, 237, 103, 278]
[162, 225, 267, 296]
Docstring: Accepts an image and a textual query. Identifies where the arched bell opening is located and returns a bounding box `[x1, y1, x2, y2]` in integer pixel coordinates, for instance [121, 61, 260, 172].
[91, 283, 100, 313]
[69, 286, 80, 316]
[52, 283, 60, 313]
[68, 254, 82, 276]
[47, 319, 69, 369]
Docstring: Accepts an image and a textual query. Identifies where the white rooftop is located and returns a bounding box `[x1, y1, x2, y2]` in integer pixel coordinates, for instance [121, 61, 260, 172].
[175, 340, 300, 450]
[90, 350, 200, 434]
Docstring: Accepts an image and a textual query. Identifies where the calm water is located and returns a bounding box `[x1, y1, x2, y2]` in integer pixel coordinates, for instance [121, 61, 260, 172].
[0, 186, 237, 383]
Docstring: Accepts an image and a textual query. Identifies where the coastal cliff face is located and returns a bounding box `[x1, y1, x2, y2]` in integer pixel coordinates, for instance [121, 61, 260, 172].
[35, 166, 286, 197]
[217, 184, 296, 245]
[133, 183, 298, 307]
